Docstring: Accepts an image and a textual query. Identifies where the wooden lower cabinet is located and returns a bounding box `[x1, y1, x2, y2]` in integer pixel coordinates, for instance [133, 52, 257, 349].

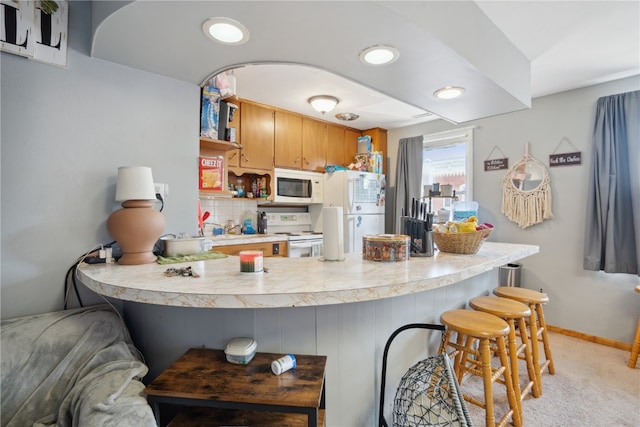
[212, 241, 288, 257]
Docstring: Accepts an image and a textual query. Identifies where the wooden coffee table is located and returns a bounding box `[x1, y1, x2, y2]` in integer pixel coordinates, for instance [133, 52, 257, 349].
[145, 348, 326, 427]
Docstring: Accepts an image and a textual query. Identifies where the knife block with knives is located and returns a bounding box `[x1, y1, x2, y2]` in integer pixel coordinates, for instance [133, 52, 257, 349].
[402, 198, 435, 257]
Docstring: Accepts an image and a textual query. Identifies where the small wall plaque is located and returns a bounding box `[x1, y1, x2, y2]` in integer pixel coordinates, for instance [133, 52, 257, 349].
[484, 158, 509, 171]
[549, 137, 581, 167]
[549, 152, 581, 167]
[484, 145, 509, 171]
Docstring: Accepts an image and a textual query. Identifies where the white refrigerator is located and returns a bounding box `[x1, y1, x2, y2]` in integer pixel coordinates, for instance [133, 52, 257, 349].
[323, 170, 386, 253]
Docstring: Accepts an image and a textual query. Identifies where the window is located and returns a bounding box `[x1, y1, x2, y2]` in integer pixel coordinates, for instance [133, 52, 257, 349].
[422, 128, 474, 215]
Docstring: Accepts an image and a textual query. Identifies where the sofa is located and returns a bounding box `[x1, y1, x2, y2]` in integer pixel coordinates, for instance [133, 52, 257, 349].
[1, 304, 157, 427]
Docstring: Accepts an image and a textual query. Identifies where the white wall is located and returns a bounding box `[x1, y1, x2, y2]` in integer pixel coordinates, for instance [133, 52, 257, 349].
[388, 76, 640, 344]
[1, 2, 199, 318]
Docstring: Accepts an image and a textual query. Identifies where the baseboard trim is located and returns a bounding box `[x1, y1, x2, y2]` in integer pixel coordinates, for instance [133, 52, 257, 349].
[547, 324, 632, 352]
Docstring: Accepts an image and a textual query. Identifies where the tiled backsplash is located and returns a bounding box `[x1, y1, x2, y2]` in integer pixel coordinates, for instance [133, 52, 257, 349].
[199, 198, 259, 234]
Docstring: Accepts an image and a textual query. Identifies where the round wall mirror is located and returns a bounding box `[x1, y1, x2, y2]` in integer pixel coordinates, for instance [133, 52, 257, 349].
[510, 159, 545, 191]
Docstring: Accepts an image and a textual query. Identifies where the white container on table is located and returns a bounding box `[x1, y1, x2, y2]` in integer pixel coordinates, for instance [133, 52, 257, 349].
[224, 338, 257, 364]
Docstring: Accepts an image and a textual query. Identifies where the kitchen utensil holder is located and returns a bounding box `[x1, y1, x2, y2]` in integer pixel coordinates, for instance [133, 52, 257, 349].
[401, 216, 434, 257]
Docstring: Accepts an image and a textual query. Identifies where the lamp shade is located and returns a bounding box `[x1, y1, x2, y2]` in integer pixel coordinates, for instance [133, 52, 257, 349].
[115, 166, 156, 202]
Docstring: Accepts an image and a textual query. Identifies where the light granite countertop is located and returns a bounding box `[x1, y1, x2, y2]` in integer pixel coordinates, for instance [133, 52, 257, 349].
[77, 242, 538, 308]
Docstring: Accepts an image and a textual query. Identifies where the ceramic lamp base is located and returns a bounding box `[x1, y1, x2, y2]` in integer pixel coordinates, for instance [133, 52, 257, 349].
[107, 200, 165, 265]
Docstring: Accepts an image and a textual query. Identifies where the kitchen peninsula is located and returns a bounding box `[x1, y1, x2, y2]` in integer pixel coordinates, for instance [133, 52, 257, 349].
[78, 242, 538, 426]
[78, 242, 538, 308]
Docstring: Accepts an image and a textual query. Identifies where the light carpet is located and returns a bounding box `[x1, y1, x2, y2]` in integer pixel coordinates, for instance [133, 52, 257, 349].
[459, 331, 640, 426]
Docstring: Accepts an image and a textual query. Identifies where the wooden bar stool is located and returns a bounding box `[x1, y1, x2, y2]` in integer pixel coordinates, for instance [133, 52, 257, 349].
[439, 309, 522, 427]
[469, 295, 539, 423]
[493, 286, 555, 396]
[628, 285, 640, 368]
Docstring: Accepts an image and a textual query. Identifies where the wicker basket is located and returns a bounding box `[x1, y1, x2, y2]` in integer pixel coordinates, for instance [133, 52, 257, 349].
[433, 228, 493, 254]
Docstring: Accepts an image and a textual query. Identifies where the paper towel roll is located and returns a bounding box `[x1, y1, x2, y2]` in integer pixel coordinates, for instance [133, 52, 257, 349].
[323, 207, 344, 261]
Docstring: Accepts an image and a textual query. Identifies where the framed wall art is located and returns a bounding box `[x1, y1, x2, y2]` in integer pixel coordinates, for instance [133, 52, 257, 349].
[1, 0, 68, 67]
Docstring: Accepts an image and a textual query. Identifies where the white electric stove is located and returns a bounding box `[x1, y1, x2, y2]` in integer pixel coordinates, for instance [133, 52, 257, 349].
[266, 212, 323, 257]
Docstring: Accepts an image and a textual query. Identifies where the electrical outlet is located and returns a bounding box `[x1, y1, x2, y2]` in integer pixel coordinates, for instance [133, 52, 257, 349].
[154, 183, 169, 199]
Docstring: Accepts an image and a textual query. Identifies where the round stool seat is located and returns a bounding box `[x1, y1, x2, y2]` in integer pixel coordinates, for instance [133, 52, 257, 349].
[470, 296, 531, 319]
[494, 286, 549, 304]
[441, 309, 510, 338]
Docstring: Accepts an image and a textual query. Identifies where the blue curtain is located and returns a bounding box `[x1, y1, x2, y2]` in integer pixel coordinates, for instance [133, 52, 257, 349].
[394, 136, 424, 233]
[584, 90, 640, 274]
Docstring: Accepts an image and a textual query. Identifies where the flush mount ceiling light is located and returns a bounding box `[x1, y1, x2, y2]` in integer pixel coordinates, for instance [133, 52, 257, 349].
[308, 95, 339, 114]
[359, 45, 400, 66]
[335, 112, 359, 122]
[434, 86, 465, 99]
[203, 17, 250, 45]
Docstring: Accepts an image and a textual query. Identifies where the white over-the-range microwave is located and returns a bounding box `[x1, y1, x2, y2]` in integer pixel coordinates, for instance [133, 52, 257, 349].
[272, 168, 324, 204]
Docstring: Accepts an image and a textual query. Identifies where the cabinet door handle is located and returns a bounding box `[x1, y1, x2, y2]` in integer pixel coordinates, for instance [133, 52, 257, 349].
[229, 152, 238, 160]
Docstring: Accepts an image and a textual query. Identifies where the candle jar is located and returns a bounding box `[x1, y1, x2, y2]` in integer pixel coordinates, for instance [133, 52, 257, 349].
[239, 250, 263, 273]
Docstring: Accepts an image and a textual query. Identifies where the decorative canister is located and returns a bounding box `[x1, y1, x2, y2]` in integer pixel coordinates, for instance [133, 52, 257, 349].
[363, 234, 410, 262]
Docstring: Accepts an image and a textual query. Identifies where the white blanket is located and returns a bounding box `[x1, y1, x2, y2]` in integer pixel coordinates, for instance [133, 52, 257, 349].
[1, 305, 156, 427]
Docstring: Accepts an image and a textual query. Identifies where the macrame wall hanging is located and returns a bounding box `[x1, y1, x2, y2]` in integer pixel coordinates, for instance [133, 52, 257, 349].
[501, 143, 553, 229]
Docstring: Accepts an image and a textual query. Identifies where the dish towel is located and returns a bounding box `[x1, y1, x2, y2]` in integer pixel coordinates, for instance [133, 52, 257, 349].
[156, 251, 228, 264]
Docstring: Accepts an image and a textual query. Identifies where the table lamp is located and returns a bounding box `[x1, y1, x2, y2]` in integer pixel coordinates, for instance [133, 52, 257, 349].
[107, 166, 165, 265]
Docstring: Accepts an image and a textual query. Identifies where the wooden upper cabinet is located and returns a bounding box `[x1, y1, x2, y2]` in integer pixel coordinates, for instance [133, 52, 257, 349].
[226, 101, 241, 167]
[326, 124, 345, 167]
[344, 128, 361, 167]
[239, 101, 274, 170]
[362, 127, 388, 173]
[302, 118, 327, 172]
[274, 110, 302, 169]
[327, 125, 361, 168]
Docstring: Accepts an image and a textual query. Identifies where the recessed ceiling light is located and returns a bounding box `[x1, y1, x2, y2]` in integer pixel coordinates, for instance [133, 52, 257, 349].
[434, 86, 465, 99]
[335, 112, 359, 122]
[359, 45, 399, 66]
[203, 17, 250, 45]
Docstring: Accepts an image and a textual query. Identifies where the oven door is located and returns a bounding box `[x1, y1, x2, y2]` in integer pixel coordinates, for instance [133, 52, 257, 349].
[287, 239, 323, 258]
